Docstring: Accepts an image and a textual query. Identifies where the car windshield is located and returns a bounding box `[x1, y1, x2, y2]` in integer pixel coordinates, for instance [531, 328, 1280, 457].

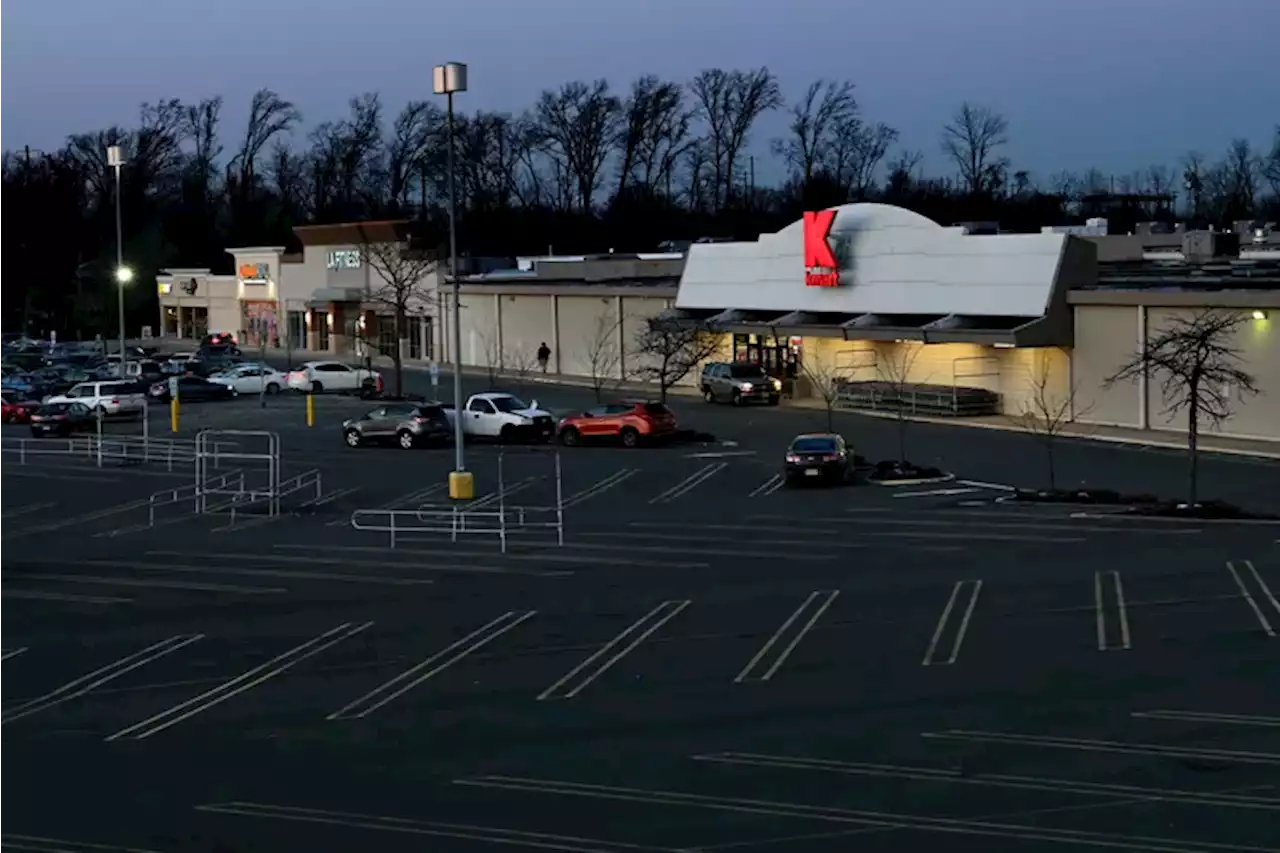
[792, 437, 838, 453]
[491, 396, 528, 413]
[729, 364, 767, 379]
[37, 403, 72, 415]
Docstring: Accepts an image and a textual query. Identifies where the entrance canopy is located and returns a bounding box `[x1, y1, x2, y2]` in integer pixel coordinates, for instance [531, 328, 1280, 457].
[674, 203, 1090, 347]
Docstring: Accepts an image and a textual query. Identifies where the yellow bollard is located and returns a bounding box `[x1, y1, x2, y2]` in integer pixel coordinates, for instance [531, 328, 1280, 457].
[448, 470, 475, 500]
[170, 397, 180, 433]
[306, 392, 315, 427]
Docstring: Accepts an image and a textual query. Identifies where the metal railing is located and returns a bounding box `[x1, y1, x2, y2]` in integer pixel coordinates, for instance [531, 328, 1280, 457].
[148, 470, 246, 527]
[350, 504, 563, 553]
[1, 435, 237, 472]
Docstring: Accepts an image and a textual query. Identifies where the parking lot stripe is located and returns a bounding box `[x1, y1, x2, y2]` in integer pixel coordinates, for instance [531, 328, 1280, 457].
[149, 549, 570, 578]
[2, 648, 28, 662]
[0, 834, 165, 853]
[328, 611, 536, 719]
[561, 468, 639, 509]
[747, 474, 783, 498]
[3, 496, 152, 540]
[548, 542, 838, 561]
[271, 542, 701, 569]
[735, 591, 839, 683]
[1, 572, 287, 596]
[3, 501, 55, 519]
[33, 557, 434, 587]
[1093, 571, 1131, 651]
[463, 477, 540, 513]
[1, 589, 131, 605]
[891, 487, 980, 499]
[538, 600, 690, 700]
[299, 486, 359, 508]
[920, 729, 1280, 766]
[106, 621, 373, 741]
[648, 463, 726, 504]
[1, 469, 122, 484]
[955, 479, 1018, 491]
[577, 530, 961, 554]
[1131, 710, 1280, 728]
[3, 634, 204, 725]
[1226, 560, 1277, 636]
[194, 801, 671, 852]
[922, 580, 982, 666]
[761, 515, 1202, 535]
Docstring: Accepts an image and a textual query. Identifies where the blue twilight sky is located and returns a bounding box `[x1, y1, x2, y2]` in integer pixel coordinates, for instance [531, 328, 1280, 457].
[2, 0, 1277, 182]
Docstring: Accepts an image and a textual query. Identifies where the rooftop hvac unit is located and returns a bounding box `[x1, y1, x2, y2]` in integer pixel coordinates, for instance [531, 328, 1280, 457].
[1183, 230, 1240, 261]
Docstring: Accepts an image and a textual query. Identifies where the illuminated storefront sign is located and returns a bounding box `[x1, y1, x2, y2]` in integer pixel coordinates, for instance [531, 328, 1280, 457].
[327, 250, 361, 270]
[803, 210, 840, 287]
[239, 263, 270, 283]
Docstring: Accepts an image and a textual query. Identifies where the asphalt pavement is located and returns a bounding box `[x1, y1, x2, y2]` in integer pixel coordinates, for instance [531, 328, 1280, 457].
[3, 386, 1279, 853]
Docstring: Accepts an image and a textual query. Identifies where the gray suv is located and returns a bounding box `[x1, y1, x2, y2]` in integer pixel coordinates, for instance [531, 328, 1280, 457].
[700, 362, 781, 406]
[343, 402, 452, 449]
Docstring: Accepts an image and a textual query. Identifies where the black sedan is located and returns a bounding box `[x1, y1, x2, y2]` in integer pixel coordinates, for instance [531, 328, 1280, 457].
[30, 402, 96, 437]
[149, 375, 237, 403]
[784, 432, 854, 485]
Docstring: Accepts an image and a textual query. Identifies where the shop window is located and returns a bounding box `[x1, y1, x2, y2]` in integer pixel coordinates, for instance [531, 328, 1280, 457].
[287, 311, 306, 350]
[732, 333, 799, 379]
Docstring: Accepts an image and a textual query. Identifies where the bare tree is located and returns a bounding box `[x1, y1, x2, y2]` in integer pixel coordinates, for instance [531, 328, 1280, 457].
[941, 102, 1010, 196]
[357, 227, 436, 396]
[773, 80, 858, 186]
[227, 89, 300, 205]
[631, 317, 722, 403]
[798, 350, 848, 433]
[582, 311, 623, 402]
[534, 79, 622, 212]
[1012, 349, 1093, 491]
[614, 75, 693, 202]
[689, 67, 784, 211]
[876, 344, 926, 465]
[504, 345, 540, 401]
[476, 326, 502, 389]
[1105, 310, 1259, 507]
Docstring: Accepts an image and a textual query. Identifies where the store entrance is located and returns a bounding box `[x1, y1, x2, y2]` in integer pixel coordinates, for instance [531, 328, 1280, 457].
[732, 333, 800, 379]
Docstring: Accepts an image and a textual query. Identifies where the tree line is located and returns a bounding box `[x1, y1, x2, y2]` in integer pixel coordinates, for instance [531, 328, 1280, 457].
[4, 66, 1279, 338]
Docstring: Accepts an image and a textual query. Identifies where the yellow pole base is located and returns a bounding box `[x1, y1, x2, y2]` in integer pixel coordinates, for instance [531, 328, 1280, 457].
[448, 471, 475, 500]
[305, 393, 315, 427]
[170, 399, 180, 433]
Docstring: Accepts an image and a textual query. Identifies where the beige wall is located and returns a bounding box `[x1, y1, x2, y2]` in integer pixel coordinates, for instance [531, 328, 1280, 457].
[556, 295, 622, 379]
[499, 295, 554, 367]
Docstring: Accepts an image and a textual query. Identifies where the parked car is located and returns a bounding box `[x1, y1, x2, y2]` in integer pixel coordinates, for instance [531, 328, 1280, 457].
[43, 380, 146, 416]
[2, 390, 41, 424]
[202, 332, 238, 348]
[286, 361, 382, 395]
[29, 402, 96, 437]
[441, 392, 555, 443]
[207, 363, 286, 395]
[148, 375, 237, 403]
[783, 432, 854, 486]
[557, 401, 677, 448]
[343, 402, 452, 449]
[700, 361, 782, 406]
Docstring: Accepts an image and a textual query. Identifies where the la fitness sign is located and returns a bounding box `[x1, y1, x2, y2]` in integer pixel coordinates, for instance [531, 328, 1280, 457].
[327, 250, 361, 270]
[803, 209, 840, 287]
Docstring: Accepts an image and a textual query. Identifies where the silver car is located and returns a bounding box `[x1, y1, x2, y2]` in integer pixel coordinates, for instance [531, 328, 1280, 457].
[343, 402, 452, 449]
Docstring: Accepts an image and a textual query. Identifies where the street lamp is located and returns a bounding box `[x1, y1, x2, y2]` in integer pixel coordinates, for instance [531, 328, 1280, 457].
[107, 144, 128, 373]
[433, 61, 471, 500]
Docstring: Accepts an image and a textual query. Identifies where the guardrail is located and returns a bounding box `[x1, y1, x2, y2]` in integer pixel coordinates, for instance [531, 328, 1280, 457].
[350, 505, 563, 553]
[1, 435, 238, 472]
[148, 470, 246, 527]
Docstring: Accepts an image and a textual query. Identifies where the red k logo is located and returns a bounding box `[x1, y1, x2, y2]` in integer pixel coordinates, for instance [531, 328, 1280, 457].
[803, 209, 840, 287]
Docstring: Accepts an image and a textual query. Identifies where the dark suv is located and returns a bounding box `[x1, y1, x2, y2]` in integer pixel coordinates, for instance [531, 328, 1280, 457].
[343, 402, 452, 449]
[700, 362, 781, 406]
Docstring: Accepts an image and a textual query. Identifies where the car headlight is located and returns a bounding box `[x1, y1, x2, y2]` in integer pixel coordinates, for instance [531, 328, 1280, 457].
[772, 379, 782, 390]
[740, 382, 753, 391]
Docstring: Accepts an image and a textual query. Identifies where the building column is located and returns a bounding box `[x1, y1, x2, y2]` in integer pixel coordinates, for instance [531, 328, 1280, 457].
[551, 295, 561, 373]
[615, 296, 626, 380]
[307, 310, 319, 351]
[494, 293, 504, 368]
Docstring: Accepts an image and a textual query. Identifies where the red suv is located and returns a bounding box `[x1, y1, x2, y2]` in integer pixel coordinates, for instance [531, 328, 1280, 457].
[557, 401, 677, 447]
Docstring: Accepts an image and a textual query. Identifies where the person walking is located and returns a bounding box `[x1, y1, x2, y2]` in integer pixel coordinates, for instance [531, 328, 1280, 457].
[536, 342, 551, 373]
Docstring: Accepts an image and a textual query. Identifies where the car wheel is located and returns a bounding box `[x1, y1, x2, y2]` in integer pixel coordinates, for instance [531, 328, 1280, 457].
[500, 424, 516, 444]
[559, 427, 581, 447]
[311, 381, 324, 394]
[619, 427, 640, 448]
[702, 387, 715, 404]
[397, 430, 416, 450]
[266, 383, 280, 395]
[731, 390, 743, 407]
[344, 428, 362, 448]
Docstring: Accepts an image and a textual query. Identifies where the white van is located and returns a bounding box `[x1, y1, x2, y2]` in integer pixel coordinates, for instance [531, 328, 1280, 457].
[44, 380, 146, 416]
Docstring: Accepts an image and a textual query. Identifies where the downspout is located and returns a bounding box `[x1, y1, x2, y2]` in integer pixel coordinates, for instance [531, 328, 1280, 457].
[1137, 305, 1149, 430]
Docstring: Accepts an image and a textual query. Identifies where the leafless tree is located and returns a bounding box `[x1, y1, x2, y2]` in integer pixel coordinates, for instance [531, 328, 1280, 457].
[1262, 125, 1280, 201]
[357, 228, 436, 396]
[1012, 349, 1093, 491]
[876, 344, 926, 464]
[773, 80, 858, 186]
[582, 311, 622, 402]
[1105, 310, 1259, 507]
[798, 350, 848, 433]
[689, 67, 784, 211]
[384, 101, 443, 211]
[505, 346, 541, 400]
[181, 98, 223, 203]
[941, 102, 1010, 196]
[631, 317, 722, 403]
[614, 75, 693, 202]
[534, 79, 622, 212]
[226, 89, 300, 205]
[477, 327, 502, 389]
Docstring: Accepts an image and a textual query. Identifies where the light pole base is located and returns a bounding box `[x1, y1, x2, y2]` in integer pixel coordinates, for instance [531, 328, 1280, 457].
[448, 470, 475, 500]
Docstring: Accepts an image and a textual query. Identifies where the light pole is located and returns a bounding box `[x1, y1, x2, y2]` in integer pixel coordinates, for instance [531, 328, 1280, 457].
[433, 61, 472, 500]
[107, 145, 129, 373]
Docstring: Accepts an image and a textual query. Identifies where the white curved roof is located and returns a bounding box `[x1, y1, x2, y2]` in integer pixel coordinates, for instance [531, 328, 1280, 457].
[676, 202, 1070, 318]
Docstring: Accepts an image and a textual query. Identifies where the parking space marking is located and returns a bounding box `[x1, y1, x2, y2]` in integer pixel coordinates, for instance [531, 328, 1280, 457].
[152, 549, 569, 578]
[195, 801, 670, 852]
[2, 648, 29, 662]
[1093, 570, 1131, 651]
[1132, 709, 1280, 728]
[326, 484, 444, 526]
[0, 834, 165, 853]
[773, 514, 1201, 536]
[28, 557, 435, 587]
[329, 611, 536, 719]
[550, 541, 838, 561]
[3, 634, 204, 725]
[1, 469, 122, 484]
[0, 572, 287, 596]
[3, 501, 56, 518]
[1227, 560, 1278, 636]
[955, 479, 1018, 491]
[106, 621, 374, 741]
[560, 468, 639, 509]
[1, 589, 132, 605]
[920, 729, 1280, 766]
[299, 486, 360, 508]
[747, 473, 783, 497]
[922, 580, 982, 666]
[274, 542, 695, 569]
[648, 463, 726, 504]
[462, 477, 540, 513]
[735, 591, 839, 683]
[3, 497, 152, 540]
[892, 487, 980, 499]
[538, 600, 690, 700]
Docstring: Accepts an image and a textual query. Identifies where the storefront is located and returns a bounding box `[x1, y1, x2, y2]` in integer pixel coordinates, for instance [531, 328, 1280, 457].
[731, 333, 800, 379]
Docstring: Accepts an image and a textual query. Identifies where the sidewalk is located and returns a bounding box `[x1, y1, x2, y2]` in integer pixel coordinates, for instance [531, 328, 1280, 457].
[251, 348, 1280, 461]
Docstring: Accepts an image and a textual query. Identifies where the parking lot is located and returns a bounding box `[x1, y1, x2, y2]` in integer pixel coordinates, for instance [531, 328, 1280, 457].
[3, 385, 1279, 853]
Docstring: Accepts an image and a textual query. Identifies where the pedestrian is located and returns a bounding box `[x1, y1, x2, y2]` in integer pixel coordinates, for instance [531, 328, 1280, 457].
[536, 342, 551, 373]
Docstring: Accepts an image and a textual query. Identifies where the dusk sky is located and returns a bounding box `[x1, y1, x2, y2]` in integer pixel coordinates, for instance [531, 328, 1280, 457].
[3, 0, 1277, 181]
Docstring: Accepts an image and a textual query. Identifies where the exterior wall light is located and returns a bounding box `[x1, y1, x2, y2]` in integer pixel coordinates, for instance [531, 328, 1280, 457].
[1251, 309, 1268, 321]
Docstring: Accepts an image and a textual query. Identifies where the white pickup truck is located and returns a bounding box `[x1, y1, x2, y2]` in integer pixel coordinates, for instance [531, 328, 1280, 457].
[443, 392, 556, 442]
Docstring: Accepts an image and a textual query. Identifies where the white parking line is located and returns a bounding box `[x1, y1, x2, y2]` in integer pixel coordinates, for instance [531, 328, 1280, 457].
[0, 834, 165, 853]
[1132, 709, 1280, 728]
[548, 541, 837, 561]
[25, 557, 436, 587]
[300, 486, 360, 508]
[3, 634, 204, 725]
[648, 463, 726, 504]
[2, 648, 29, 662]
[892, 487, 980, 499]
[747, 473, 784, 497]
[1227, 559, 1278, 636]
[4, 497, 151, 539]
[955, 479, 1018, 491]
[538, 601, 690, 700]
[326, 484, 442, 525]
[106, 621, 373, 741]
[4, 501, 56, 518]
[151, 549, 566, 577]
[1, 572, 287, 596]
[1094, 571, 1131, 651]
[922, 580, 982, 666]
[920, 729, 1280, 766]
[1, 589, 131, 605]
[329, 611, 536, 719]
[460, 477, 540, 513]
[561, 468, 639, 509]
[735, 591, 839, 683]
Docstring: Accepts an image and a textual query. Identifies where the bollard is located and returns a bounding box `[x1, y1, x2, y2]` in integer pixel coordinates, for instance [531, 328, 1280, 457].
[170, 397, 180, 433]
[306, 393, 315, 427]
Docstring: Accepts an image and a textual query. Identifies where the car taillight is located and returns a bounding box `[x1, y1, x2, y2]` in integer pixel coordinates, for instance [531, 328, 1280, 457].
[822, 454, 840, 462]
[786, 453, 802, 463]
[110, 398, 120, 405]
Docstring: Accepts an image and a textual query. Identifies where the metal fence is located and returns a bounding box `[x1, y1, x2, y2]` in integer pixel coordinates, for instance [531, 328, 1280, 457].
[1, 434, 238, 471]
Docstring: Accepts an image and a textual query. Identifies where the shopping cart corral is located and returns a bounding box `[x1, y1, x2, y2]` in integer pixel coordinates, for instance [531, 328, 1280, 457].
[0, 434, 239, 472]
